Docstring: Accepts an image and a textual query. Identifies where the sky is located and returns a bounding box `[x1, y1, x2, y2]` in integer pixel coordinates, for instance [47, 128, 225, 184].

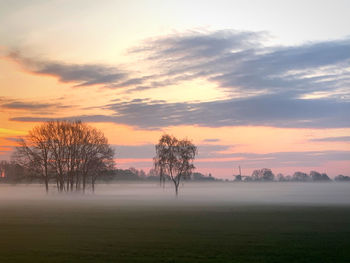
[0, 0, 349, 178]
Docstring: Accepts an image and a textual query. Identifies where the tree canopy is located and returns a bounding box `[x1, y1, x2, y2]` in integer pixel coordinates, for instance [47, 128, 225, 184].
[154, 134, 197, 196]
[14, 120, 115, 193]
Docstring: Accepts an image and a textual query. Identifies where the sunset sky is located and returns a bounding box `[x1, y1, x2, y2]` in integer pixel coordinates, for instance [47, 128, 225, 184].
[0, 0, 349, 178]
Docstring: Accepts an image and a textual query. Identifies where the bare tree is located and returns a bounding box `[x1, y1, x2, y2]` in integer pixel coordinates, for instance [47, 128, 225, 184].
[13, 120, 115, 194]
[14, 125, 51, 193]
[154, 134, 197, 196]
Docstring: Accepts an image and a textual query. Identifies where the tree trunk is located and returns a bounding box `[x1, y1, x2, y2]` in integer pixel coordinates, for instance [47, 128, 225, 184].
[44, 165, 49, 194]
[174, 181, 179, 197]
[70, 175, 74, 192]
[44, 177, 49, 194]
[82, 174, 86, 194]
[76, 174, 79, 191]
[60, 179, 64, 192]
[175, 184, 178, 196]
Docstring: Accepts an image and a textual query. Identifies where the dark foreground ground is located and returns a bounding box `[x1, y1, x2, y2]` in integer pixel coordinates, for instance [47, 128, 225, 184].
[1, 183, 350, 263]
[1, 198, 350, 263]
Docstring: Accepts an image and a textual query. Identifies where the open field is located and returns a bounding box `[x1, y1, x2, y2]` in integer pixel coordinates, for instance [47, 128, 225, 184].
[0, 183, 350, 262]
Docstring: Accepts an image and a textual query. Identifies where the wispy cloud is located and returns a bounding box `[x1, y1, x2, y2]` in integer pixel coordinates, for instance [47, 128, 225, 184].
[202, 138, 220, 143]
[108, 144, 231, 159]
[130, 30, 266, 60]
[0, 98, 71, 113]
[8, 51, 129, 88]
[4, 137, 21, 143]
[2, 101, 57, 110]
[106, 144, 350, 170]
[310, 136, 350, 142]
[198, 150, 350, 169]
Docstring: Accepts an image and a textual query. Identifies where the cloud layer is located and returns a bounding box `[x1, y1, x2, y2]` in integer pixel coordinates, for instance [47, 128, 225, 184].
[113, 143, 350, 170]
[11, 95, 350, 129]
[7, 30, 350, 129]
[132, 30, 350, 97]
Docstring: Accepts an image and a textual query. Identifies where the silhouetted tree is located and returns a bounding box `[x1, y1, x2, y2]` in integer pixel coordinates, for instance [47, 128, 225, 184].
[129, 167, 139, 176]
[276, 173, 285, 182]
[154, 134, 197, 196]
[234, 174, 242, 181]
[292, 171, 310, 182]
[13, 120, 115, 193]
[334, 174, 350, 182]
[251, 168, 274, 181]
[310, 171, 331, 182]
[285, 175, 292, 181]
[191, 172, 217, 181]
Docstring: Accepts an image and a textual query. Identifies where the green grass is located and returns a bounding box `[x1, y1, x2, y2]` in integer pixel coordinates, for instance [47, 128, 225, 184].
[0, 200, 350, 263]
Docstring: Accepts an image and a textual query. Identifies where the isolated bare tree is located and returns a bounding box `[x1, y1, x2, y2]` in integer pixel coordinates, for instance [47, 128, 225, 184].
[13, 120, 115, 194]
[154, 134, 197, 196]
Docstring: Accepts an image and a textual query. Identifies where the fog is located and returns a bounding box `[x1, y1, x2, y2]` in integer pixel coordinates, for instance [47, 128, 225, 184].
[1, 182, 350, 207]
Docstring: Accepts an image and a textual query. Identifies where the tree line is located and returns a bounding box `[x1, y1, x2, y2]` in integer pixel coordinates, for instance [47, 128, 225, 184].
[234, 168, 349, 182]
[0, 162, 218, 184]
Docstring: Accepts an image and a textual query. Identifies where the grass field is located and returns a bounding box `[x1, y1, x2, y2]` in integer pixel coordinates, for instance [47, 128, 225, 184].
[0, 183, 350, 262]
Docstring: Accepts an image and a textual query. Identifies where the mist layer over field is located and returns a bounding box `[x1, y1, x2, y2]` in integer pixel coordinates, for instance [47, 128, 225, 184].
[1, 182, 350, 206]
